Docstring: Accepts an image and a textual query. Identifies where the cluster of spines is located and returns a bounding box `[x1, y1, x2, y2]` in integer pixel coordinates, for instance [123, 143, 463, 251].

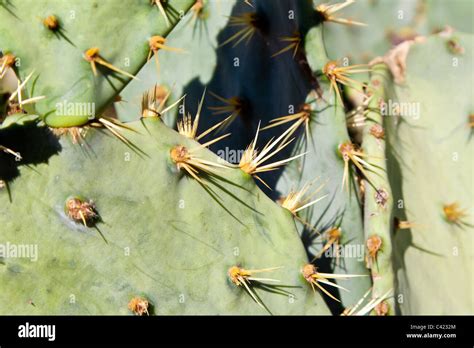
[0, 0, 407, 316]
[127, 262, 366, 315]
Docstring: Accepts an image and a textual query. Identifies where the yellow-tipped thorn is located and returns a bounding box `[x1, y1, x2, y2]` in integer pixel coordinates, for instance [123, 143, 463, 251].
[323, 60, 371, 106]
[302, 263, 367, 302]
[219, 12, 258, 48]
[338, 141, 380, 191]
[228, 265, 281, 310]
[316, 0, 367, 27]
[177, 89, 232, 147]
[151, 0, 171, 27]
[84, 48, 138, 80]
[262, 103, 313, 143]
[271, 33, 302, 58]
[280, 179, 327, 215]
[239, 123, 307, 187]
[170, 144, 230, 186]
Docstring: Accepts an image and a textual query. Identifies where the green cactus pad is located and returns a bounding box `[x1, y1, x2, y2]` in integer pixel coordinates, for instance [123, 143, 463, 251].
[0, 119, 330, 314]
[0, 0, 195, 127]
[274, 25, 371, 310]
[385, 32, 473, 314]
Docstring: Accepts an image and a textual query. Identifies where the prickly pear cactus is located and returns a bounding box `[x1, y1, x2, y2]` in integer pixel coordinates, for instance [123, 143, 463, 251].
[276, 22, 372, 310]
[117, 0, 375, 313]
[0, 0, 195, 126]
[1, 0, 472, 317]
[382, 31, 473, 314]
[0, 119, 330, 314]
[360, 64, 395, 314]
[323, 0, 474, 65]
[116, 0, 238, 126]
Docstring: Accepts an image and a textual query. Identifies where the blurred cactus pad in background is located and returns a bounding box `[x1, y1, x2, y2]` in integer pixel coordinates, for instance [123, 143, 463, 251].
[0, 0, 472, 315]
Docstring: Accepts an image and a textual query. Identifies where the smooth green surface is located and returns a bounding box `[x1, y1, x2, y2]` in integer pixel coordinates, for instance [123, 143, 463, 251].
[386, 33, 473, 314]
